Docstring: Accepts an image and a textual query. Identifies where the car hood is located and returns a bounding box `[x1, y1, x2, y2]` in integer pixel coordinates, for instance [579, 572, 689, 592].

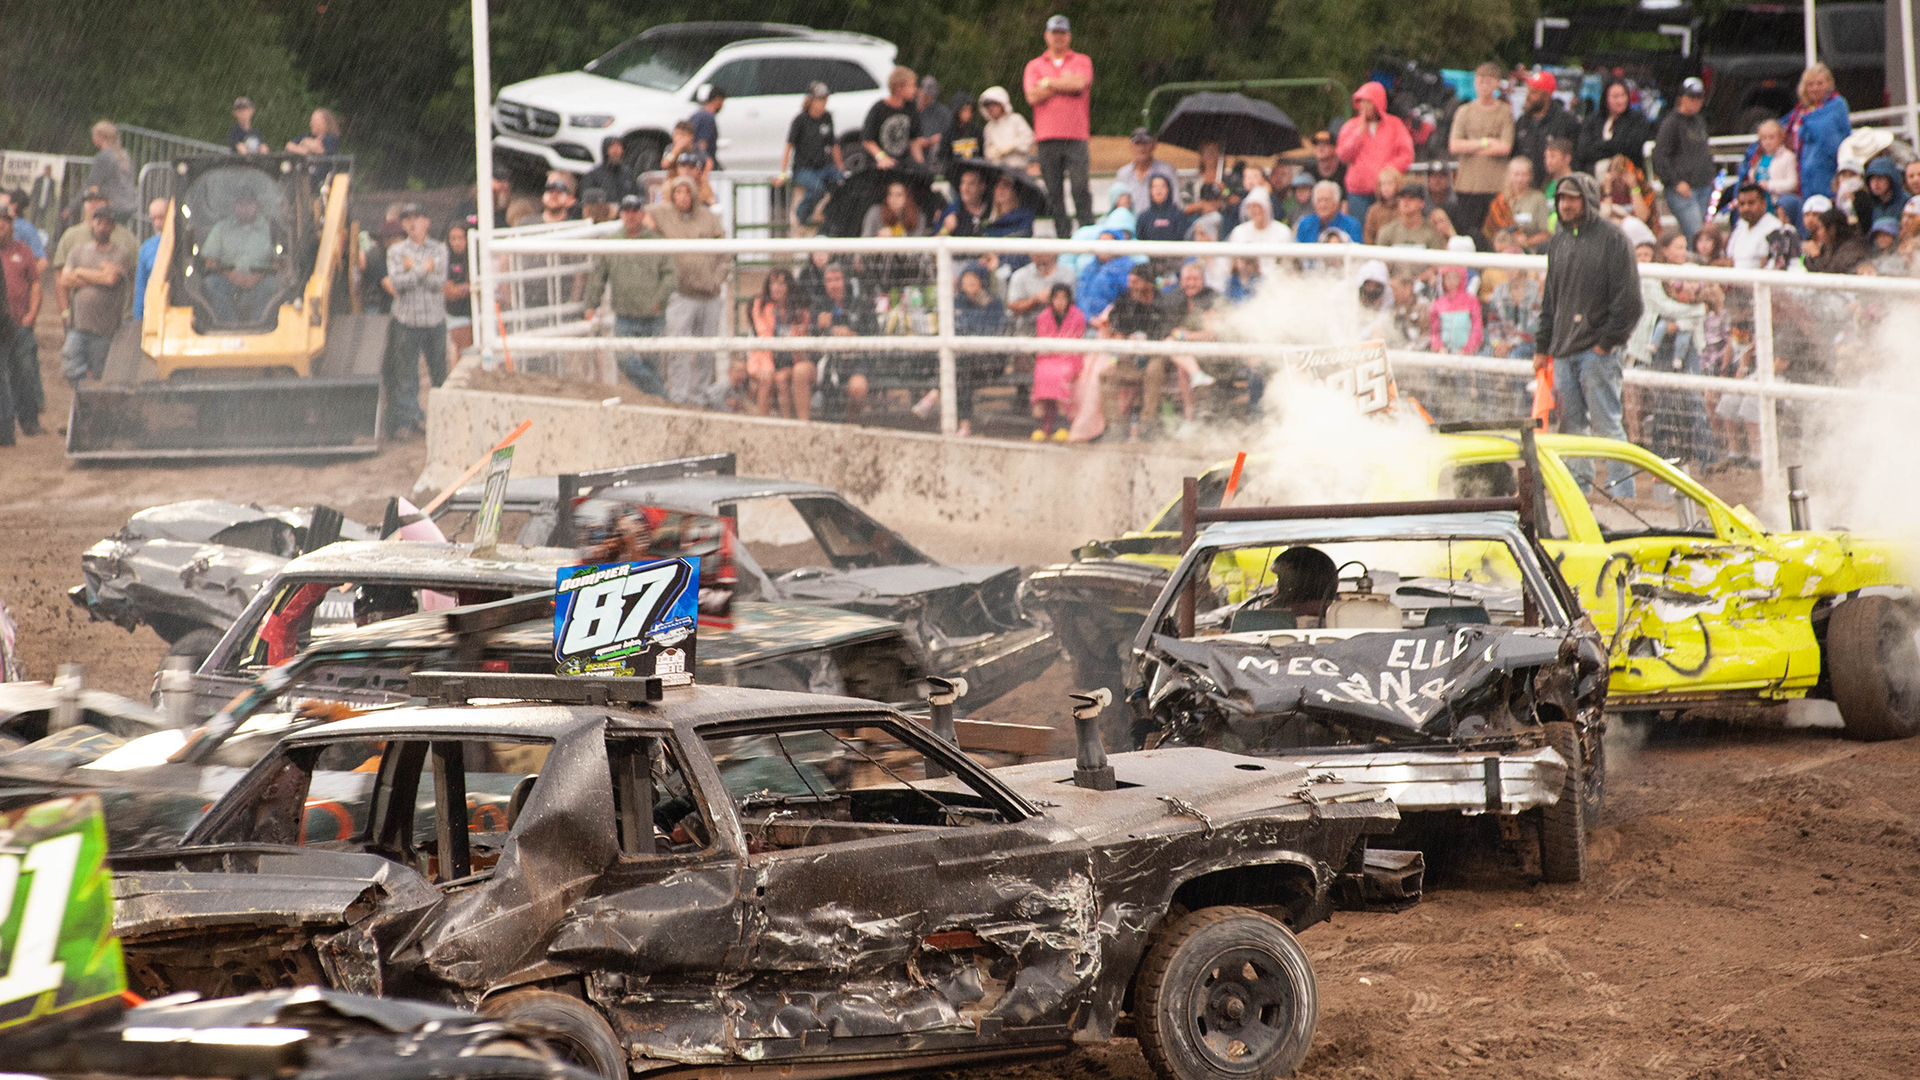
[1146, 625, 1568, 740]
[501, 70, 682, 112]
[993, 746, 1397, 842]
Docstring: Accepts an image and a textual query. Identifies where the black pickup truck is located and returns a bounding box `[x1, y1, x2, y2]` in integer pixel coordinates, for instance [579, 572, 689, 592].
[1535, 2, 1887, 135]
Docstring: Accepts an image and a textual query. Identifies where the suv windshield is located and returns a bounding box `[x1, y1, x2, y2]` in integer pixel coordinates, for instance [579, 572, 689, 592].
[588, 32, 751, 91]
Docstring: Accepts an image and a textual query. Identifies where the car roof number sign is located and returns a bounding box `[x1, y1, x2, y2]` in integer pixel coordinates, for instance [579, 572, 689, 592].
[555, 558, 697, 684]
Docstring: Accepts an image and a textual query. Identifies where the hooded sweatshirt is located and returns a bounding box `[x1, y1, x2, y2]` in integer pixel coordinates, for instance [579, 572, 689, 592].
[650, 180, 727, 298]
[1854, 157, 1905, 226]
[979, 86, 1036, 165]
[1336, 83, 1414, 197]
[1429, 266, 1483, 354]
[1535, 171, 1643, 359]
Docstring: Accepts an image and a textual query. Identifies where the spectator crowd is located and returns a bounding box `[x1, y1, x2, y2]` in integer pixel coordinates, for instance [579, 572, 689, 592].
[12, 19, 1911, 461]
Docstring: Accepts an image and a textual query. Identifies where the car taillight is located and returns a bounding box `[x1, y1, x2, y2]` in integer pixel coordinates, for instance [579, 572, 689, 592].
[1700, 67, 1713, 97]
[483, 659, 509, 672]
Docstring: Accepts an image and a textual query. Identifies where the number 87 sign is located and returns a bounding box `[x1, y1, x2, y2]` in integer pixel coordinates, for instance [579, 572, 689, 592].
[554, 559, 699, 682]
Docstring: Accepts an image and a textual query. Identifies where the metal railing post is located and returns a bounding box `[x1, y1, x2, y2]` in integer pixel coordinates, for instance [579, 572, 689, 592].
[472, 0, 500, 372]
[936, 236, 958, 436]
[1753, 283, 1784, 525]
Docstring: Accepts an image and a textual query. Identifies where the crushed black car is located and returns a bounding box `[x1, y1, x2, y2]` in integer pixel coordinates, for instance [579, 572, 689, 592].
[434, 453, 1058, 708]
[110, 672, 1418, 1080]
[1128, 487, 1608, 882]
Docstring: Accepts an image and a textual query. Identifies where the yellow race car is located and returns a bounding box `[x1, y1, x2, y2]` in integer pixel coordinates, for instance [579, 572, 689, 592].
[1023, 431, 1917, 740]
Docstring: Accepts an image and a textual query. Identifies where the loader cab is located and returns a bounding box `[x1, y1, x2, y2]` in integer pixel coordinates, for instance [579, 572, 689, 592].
[169, 158, 312, 334]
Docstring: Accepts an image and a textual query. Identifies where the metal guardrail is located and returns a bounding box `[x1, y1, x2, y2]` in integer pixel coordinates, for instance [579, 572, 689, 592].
[486, 231, 1917, 526]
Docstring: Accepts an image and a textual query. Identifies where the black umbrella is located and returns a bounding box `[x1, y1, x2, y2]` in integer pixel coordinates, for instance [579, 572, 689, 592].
[1156, 92, 1302, 157]
[946, 158, 1050, 219]
[821, 166, 947, 238]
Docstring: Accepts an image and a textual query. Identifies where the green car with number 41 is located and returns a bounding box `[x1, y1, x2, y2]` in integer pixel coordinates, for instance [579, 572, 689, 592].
[1022, 432, 1919, 742]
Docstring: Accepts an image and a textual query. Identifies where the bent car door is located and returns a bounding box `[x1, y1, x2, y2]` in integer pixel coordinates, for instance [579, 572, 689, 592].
[1541, 449, 1803, 698]
[698, 717, 1093, 1057]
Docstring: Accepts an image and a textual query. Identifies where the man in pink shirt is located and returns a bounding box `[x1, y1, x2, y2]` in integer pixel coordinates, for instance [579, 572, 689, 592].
[1024, 14, 1094, 237]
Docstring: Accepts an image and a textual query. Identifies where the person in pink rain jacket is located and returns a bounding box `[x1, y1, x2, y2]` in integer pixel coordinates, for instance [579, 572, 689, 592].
[1030, 283, 1085, 440]
[1429, 264, 1483, 355]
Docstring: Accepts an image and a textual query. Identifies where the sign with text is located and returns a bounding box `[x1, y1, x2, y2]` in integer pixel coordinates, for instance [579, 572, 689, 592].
[469, 445, 514, 557]
[554, 558, 697, 684]
[1277, 340, 1396, 415]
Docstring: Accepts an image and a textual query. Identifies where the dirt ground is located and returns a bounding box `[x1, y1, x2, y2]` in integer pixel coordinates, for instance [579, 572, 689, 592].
[6, 316, 1919, 1078]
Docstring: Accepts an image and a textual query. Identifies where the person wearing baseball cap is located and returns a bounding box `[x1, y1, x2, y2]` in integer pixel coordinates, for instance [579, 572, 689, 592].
[230, 97, 265, 155]
[776, 79, 843, 230]
[583, 194, 675, 397]
[1025, 13, 1094, 236]
[382, 203, 450, 438]
[1514, 69, 1578, 190]
[1653, 75, 1715, 240]
[53, 185, 135, 273]
[1114, 127, 1178, 216]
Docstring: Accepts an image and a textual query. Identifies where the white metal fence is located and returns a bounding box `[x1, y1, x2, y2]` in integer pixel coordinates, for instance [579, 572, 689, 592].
[478, 229, 1920, 522]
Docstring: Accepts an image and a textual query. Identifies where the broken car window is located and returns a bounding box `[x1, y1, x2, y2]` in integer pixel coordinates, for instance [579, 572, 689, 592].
[1557, 457, 1717, 541]
[608, 736, 713, 856]
[787, 498, 927, 569]
[731, 498, 835, 572]
[1173, 535, 1540, 637]
[702, 722, 1007, 850]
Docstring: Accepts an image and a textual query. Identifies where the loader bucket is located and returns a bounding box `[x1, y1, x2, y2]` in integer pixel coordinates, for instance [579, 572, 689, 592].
[66, 376, 383, 461]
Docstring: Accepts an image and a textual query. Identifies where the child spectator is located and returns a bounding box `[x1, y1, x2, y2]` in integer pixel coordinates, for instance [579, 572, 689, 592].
[978, 86, 1036, 169]
[1429, 264, 1482, 355]
[1030, 284, 1084, 440]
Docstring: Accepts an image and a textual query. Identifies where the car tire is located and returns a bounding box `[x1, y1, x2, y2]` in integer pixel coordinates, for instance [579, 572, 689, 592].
[164, 628, 225, 673]
[1827, 595, 1920, 741]
[1538, 721, 1586, 884]
[1133, 906, 1317, 1080]
[480, 989, 626, 1080]
[623, 134, 666, 177]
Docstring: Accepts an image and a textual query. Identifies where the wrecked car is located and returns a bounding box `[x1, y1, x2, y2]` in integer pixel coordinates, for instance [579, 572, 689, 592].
[111, 671, 1416, 1080]
[1031, 428, 1918, 741]
[1129, 492, 1607, 883]
[0, 589, 1041, 852]
[68, 500, 373, 667]
[181, 540, 932, 723]
[434, 453, 1057, 708]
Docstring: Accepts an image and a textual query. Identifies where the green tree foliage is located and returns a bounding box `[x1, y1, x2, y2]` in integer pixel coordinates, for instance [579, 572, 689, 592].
[4, 0, 1539, 188]
[0, 1, 314, 157]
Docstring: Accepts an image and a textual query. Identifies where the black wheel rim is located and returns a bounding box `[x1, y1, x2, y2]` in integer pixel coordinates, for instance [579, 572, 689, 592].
[1182, 946, 1297, 1072]
[1875, 610, 1920, 719]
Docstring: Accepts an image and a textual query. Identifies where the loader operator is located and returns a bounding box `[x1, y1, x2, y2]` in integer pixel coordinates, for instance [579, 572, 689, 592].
[201, 189, 279, 325]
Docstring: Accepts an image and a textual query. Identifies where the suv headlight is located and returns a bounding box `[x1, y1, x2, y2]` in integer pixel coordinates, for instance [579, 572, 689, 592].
[570, 114, 615, 129]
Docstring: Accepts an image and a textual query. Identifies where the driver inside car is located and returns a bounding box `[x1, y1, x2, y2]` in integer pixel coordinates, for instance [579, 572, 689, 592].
[1261, 546, 1340, 627]
[200, 188, 279, 324]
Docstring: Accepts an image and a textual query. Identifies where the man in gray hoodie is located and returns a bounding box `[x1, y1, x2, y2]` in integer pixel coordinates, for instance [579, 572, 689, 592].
[1536, 170, 1642, 480]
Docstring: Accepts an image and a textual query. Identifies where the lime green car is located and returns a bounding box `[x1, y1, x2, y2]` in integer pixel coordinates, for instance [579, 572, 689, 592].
[1023, 432, 1919, 740]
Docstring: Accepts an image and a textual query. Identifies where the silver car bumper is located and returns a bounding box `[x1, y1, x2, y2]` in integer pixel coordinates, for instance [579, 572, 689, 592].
[1278, 745, 1569, 815]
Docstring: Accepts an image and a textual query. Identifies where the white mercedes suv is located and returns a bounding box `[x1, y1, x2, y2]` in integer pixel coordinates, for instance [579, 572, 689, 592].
[492, 21, 897, 177]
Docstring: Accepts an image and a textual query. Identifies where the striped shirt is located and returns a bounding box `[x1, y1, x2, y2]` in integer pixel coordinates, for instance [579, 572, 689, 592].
[387, 238, 449, 327]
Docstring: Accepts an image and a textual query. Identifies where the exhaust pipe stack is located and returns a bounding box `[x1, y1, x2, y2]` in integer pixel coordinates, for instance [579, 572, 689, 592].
[1070, 689, 1115, 790]
[1787, 465, 1811, 531]
[924, 677, 965, 777]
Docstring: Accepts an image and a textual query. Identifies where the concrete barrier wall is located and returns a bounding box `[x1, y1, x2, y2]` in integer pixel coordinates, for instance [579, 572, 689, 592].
[420, 374, 1209, 566]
